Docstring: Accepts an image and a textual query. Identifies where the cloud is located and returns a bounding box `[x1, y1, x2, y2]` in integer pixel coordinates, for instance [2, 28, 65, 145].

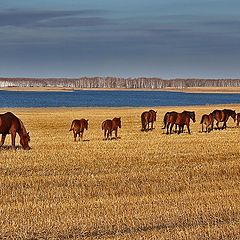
[0, 9, 112, 28]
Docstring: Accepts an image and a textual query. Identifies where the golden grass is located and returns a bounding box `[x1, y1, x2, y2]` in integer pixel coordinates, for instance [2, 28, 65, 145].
[1, 105, 240, 239]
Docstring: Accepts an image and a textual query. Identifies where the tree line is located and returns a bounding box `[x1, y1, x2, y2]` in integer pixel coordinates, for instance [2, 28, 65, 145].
[0, 77, 240, 89]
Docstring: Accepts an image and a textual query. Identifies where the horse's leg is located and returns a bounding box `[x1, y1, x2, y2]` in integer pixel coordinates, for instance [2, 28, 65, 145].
[73, 131, 77, 141]
[202, 124, 204, 132]
[104, 129, 107, 140]
[80, 132, 83, 141]
[181, 125, 185, 133]
[166, 123, 170, 134]
[10, 131, 16, 150]
[106, 130, 109, 140]
[187, 124, 191, 134]
[170, 124, 174, 134]
[174, 124, 177, 133]
[178, 125, 182, 134]
[216, 121, 220, 130]
[0, 134, 6, 147]
[115, 129, 118, 139]
[222, 121, 227, 130]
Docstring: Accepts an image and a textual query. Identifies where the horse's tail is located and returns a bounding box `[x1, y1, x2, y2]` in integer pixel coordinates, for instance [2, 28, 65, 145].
[102, 121, 105, 130]
[162, 112, 169, 129]
[141, 113, 146, 130]
[69, 121, 74, 131]
[200, 115, 204, 124]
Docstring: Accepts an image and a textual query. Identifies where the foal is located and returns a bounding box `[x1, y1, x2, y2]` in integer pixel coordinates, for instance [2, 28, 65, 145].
[200, 113, 214, 133]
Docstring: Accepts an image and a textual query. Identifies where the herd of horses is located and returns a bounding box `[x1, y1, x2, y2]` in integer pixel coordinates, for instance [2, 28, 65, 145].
[0, 109, 239, 150]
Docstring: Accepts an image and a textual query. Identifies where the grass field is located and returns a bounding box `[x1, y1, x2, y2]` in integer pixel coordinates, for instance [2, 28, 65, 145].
[1, 105, 240, 239]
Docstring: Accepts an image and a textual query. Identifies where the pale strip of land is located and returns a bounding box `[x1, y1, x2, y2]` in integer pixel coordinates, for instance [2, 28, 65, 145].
[1, 105, 240, 239]
[1, 86, 240, 93]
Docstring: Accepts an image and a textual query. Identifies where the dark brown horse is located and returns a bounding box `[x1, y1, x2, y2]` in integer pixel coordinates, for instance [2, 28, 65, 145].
[200, 113, 214, 133]
[141, 109, 157, 131]
[102, 117, 121, 140]
[212, 109, 236, 130]
[0, 112, 30, 150]
[237, 113, 240, 127]
[166, 111, 196, 134]
[162, 111, 178, 132]
[69, 119, 88, 141]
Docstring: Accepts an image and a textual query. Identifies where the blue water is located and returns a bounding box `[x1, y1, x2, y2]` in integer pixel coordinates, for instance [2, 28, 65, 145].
[0, 90, 239, 107]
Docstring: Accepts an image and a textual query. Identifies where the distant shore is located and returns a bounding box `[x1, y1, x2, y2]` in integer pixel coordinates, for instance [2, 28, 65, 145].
[1, 86, 240, 94]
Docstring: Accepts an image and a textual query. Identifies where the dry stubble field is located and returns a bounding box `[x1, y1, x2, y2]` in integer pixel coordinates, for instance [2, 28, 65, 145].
[0, 105, 240, 239]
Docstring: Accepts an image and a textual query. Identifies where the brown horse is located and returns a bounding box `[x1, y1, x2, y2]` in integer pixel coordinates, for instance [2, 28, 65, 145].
[162, 111, 178, 132]
[212, 109, 236, 130]
[200, 113, 214, 133]
[166, 111, 196, 134]
[237, 113, 240, 127]
[0, 112, 30, 150]
[141, 109, 157, 131]
[69, 119, 88, 141]
[102, 117, 121, 140]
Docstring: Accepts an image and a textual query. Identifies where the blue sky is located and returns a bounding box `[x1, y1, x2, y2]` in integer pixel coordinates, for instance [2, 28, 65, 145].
[1, 0, 240, 78]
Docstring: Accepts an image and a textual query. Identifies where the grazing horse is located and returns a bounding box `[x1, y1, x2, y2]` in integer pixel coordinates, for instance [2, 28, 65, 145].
[212, 109, 236, 130]
[0, 112, 30, 150]
[69, 119, 88, 141]
[237, 113, 240, 127]
[141, 109, 157, 131]
[200, 113, 214, 133]
[102, 117, 121, 140]
[166, 111, 196, 134]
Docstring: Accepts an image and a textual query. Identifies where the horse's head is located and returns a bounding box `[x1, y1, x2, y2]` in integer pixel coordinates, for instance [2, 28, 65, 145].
[85, 119, 89, 130]
[153, 111, 157, 121]
[20, 132, 30, 150]
[189, 112, 196, 123]
[114, 117, 121, 128]
[231, 110, 236, 122]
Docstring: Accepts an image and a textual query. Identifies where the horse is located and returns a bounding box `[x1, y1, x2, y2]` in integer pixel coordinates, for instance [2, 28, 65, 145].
[200, 113, 214, 133]
[237, 113, 240, 127]
[166, 111, 196, 134]
[0, 112, 30, 150]
[69, 119, 88, 141]
[141, 109, 157, 131]
[102, 117, 121, 140]
[212, 109, 236, 130]
[162, 111, 178, 132]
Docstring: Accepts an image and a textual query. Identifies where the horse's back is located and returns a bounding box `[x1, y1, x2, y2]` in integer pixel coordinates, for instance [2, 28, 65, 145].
[71, 119, 88, 131]
[212, 109, 222, 120]
[149, 110, 157, 121]
[0, 112, 20, 134]
[102, 119, 112, 130]
[167, 111, 178, 124]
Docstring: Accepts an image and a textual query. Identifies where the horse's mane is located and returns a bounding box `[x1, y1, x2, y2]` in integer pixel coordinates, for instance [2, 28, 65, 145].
[18, 118, 27, 135]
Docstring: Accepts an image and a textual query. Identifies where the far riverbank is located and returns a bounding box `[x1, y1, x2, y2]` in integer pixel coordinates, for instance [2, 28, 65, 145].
[1, 86, 240, 94]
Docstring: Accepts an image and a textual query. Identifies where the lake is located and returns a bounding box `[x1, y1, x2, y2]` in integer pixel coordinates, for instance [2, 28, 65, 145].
[0, 90, 240, 108]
